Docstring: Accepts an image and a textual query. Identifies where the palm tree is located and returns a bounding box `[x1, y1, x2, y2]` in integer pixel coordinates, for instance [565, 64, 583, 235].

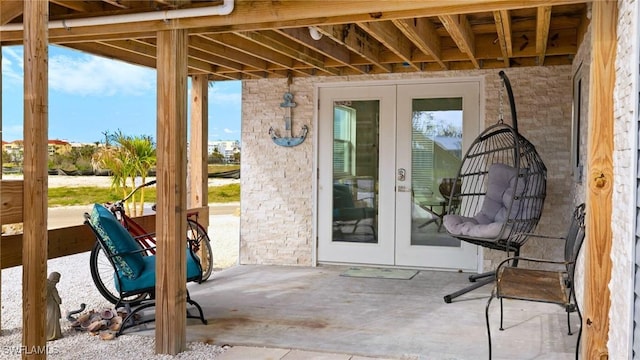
[92, 144, 133, 206]
[92, 131, 156, 216]
[120, 134, 156, 215]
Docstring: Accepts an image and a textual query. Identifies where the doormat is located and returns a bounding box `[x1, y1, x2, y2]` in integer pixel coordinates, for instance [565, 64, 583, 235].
[340, 267, 418, 280]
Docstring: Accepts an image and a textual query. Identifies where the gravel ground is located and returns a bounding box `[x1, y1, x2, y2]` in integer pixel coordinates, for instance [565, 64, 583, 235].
[0, 175, 240, 359]
[1, 252, 229, 359]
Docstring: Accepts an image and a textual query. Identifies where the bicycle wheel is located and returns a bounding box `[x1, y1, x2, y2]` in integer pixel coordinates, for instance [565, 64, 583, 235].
[89, 243, 148, 305]
[187, 219, 214, 282]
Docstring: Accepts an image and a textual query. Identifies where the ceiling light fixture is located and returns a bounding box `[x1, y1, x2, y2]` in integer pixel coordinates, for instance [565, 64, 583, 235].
[309, 26, 323, 40]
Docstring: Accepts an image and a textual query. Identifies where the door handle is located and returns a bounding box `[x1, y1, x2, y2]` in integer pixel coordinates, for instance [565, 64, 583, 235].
[397, 168, 406, 181]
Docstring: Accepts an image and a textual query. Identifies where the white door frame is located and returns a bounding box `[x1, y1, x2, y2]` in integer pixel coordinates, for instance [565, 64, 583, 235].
[316, 85, 396, 265]
[395, 81, 481, 271]
[314, 77, 485, 271]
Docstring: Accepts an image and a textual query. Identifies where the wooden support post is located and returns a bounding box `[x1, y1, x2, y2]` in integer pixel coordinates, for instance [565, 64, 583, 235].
[1, 34, 4, 333]
[155, 28, 189, 355]
[22, 0, 49, 358]
[189, 75, 209, 228]
[584, 1, 616, 359]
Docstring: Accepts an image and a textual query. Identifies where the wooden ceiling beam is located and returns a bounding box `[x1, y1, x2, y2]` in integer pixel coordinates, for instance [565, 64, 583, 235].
[206, 33, 305, 77]
[236, 30, 340, 76]
[501, 10, 513, 56]
[357, 21, 420, 71]
[1, 0, 588, 43]
[536, 6, 552, 65]
[392, 18, 447, 70]
[101, 39, 157, 59]
[95, 38, 225, 77]
[229, 32, 297, 70]
[193, 34, 270, 71]
[134, 38, 234, 77]
[276, 27, 367, 74]
[439, 14, 480, 69]
[189, 36, 261, 75]
[50, 1, 107, 13]
[187, 47, 237, 73]
[319, 24, 391, 73]
[64, 42, 156, 68]
[100, 0, 128, 9]
[493, 10, 512, 67]
[186, 40, 262, 78]
[1, 1, 24, 26]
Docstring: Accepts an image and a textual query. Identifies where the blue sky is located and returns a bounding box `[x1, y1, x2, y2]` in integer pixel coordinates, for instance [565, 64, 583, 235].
[1, 45, 241, 143]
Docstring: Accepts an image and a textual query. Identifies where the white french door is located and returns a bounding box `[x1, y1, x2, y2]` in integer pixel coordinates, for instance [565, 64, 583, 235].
[317, 80, 480, 271]
[394, 82, 480, 270]
[317, 85, 396, 265]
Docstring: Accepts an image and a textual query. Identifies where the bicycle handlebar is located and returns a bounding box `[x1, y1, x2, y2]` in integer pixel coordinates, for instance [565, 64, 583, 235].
[119, 179, 157, 204]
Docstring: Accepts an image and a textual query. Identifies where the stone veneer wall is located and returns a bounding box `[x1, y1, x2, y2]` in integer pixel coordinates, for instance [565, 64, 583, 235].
[568, 6, 591, 357]
[241, 66, 574, 267]
[609, 0, 638, 358]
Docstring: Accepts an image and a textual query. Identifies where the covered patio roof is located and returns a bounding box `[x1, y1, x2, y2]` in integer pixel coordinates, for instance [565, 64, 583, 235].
[1, 0, 589, 79]
[0, 0, 616, 359]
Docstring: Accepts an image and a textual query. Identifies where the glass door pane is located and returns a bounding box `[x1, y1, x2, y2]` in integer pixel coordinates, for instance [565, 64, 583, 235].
[317, 85, 395, 265]
[332, 100, 379, 243]
[411, 98, 462, 247]
[395, 81, 479, 270]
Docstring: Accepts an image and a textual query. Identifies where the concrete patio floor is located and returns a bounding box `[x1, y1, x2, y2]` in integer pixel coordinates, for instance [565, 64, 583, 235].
[138, 264, 580, 360]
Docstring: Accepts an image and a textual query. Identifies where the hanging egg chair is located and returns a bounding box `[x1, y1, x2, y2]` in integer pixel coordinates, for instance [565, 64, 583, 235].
[442, 71, 547, 303]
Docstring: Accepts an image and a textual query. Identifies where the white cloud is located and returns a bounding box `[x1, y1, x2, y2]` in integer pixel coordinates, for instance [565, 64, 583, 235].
[1, 47, 24, 83]
[49, 54, 155, 96]
[209, 86, 240, 105]
[223, 128, 235, 134]
[1, 46, 155, 96]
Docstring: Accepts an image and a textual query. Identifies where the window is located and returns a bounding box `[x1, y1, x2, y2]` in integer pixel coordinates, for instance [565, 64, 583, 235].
[333, 104, 356, 177]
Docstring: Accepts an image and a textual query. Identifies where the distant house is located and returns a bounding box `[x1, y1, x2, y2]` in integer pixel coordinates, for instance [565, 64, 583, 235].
[4, 140, 23, 155]
[208, 140, 240, 162]
[3, 139, 73, 157]
[47, 139, 71, 155]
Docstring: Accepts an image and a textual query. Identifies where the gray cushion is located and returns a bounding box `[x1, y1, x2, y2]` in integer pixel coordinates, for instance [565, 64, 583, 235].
[443, 163, 526, 240]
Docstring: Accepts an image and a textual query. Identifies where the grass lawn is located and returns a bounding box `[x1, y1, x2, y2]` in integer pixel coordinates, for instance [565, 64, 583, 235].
[48, 183, 240, 207]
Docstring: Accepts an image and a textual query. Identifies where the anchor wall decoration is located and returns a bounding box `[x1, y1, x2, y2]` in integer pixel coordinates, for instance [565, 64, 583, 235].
[269, 92, 308, 147]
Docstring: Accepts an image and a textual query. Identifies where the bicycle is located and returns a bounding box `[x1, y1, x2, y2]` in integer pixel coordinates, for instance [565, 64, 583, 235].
[89, 180, 214, 305]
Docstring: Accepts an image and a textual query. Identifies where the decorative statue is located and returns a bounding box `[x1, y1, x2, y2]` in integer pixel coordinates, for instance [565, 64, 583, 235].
[46, 271, 63, 341]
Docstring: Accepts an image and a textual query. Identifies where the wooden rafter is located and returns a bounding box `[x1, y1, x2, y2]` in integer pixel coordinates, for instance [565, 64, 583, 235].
[201, 33, 287, 78]
[276, 27, 367, 74]
[493, 10, 512, 67]
[439, 14, 480, 69]
[127, 37, 238, 78]
[188, 37, 261, 78]
[235, 30, 339, 76]
[536, 6, 552, 65]
[194, 34, 270, 72]
[0, 0, 589, 79]
[0, 1, 24, 26]
[320, 24, 391, 73]
[50, 0, 107, 13]
[358, 21, 420, 71]
[66, 41, 157, 68]
[392, 18, 447, 70]
[226, 33, 296, 72]
[1, 1, 588, 42]
[100, 0, 129, 9]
